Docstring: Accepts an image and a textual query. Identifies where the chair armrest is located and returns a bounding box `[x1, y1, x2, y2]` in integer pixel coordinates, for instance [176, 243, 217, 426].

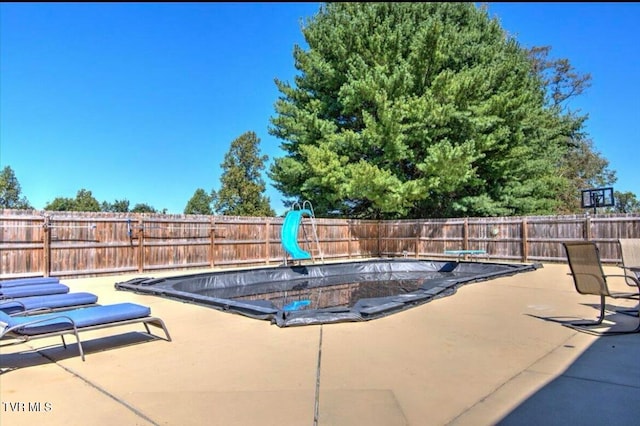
[605, 273, 640, 286]
[5, 314, 77, 335]
[13, 307, 54, 317]
[0, 301, 54, 316]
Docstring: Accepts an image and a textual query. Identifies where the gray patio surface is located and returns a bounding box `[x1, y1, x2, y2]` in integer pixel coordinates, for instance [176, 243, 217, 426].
[1, 262, 639, 425]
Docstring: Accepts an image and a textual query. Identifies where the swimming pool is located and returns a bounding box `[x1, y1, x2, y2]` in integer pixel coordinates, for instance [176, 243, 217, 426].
[115, 258, 540, 327]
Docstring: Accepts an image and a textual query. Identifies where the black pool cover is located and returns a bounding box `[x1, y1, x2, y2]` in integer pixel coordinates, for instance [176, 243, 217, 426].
[115, 258, 540, 327]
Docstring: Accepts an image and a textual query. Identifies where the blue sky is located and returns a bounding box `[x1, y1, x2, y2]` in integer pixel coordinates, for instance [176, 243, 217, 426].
[1, 3, 638, 216]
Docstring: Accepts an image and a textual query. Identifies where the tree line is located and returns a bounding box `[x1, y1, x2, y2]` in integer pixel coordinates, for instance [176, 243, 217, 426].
[1, 131, 275, 216]
[2, 3, 639, 217]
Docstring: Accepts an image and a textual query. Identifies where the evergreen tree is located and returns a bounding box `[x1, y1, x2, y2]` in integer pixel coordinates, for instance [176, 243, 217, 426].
[0, 166, 32, 209]
[184, 188, 214, 215]
[214, 131, 275, 217]
[268, 2, 607, 218]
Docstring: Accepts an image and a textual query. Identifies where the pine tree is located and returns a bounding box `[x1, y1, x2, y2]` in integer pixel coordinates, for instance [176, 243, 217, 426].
[268, 3, 612, 218]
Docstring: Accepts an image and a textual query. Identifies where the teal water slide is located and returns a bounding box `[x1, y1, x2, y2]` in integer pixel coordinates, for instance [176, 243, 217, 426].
[281, 209, 313, 260]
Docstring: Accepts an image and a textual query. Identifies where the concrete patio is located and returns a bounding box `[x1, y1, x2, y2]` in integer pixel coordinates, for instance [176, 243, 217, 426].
[1, 261, 639, 425]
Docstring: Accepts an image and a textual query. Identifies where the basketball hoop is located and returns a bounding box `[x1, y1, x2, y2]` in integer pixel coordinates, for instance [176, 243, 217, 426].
[581, 187, 614, 214]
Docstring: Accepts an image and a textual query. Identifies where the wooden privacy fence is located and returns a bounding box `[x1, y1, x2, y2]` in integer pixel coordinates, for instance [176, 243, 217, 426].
[2, 209, 640, 279]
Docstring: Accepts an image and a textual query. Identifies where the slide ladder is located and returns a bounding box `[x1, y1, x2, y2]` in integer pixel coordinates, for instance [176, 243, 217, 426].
[281, 201, 323, 265]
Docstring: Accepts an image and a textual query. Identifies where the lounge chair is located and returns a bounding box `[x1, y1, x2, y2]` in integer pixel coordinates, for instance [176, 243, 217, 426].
[618, 238, 640, 287]
[0, 283, 70, 299]
[0, 302, 171, 361]
[563, 241, 640, 334]
[0, 277, 60, 287]
[0, 292, 99, 315]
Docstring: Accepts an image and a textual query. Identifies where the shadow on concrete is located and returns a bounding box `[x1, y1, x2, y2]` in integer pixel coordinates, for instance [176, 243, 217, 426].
[0, 332, 159, 373]
[528, 301, 640, 336]
[498, 310, 640, 425]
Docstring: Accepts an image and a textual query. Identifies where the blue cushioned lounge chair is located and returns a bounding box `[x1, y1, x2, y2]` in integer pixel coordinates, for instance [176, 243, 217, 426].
[0, 302, 171, 361]
[0, 283, 70, 299]
[0, 292, 99, 315]
[0, 277, 60, 287]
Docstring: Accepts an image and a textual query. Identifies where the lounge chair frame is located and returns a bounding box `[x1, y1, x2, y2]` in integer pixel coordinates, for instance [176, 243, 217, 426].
[563, 241, 640, 334]
[1, 310, 171, 361]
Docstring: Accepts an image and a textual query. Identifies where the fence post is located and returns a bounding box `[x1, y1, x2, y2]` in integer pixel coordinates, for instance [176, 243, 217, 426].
[265, 218, 270, 265]
[414, 222, 420, 258]
[522, 218, 528, 262]
[347, 220, 352, 259]
[210, 217, 216, 268]
[377, 220, 382, 257]
[43, 215, 51, 277]
[584, 215, 592, 241]
[137, 218, 144, 273]
[463, 218, 469, 251]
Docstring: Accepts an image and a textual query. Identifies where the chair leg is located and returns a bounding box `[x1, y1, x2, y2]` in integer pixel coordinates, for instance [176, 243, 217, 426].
[59, 331, 85, 361]
[567, 297, 640, 335]
[63, 327, 84, 361]
[71, 328, 85, 361]
[567, 295, 606, 326]
[142, 318, 172, 341]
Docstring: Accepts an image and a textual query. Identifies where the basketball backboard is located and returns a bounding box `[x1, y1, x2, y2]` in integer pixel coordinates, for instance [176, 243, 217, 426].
[581, 187, 614, 211]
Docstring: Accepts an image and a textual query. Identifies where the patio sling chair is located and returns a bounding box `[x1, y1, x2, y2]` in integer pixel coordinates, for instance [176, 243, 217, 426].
[618, 238, 640, 287]
[563, 241, 640, 334]
[0, 292, 99, 315]
[0, 302, 172, 361]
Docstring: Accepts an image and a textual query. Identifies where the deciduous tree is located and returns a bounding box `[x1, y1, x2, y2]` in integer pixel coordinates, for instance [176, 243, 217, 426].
[555, 138, 617, 213]
[612, 191, 640, 213]
[184, 188, 214, 215]
[44, 197, 75, 211]
[214, 131, 275, 217]
[101, 199, 130, 212]
[45, 189, 100, 212]
[131, 203, 157, 213]
[74, 189, 101, 212]
[0, 166, 32, 209]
